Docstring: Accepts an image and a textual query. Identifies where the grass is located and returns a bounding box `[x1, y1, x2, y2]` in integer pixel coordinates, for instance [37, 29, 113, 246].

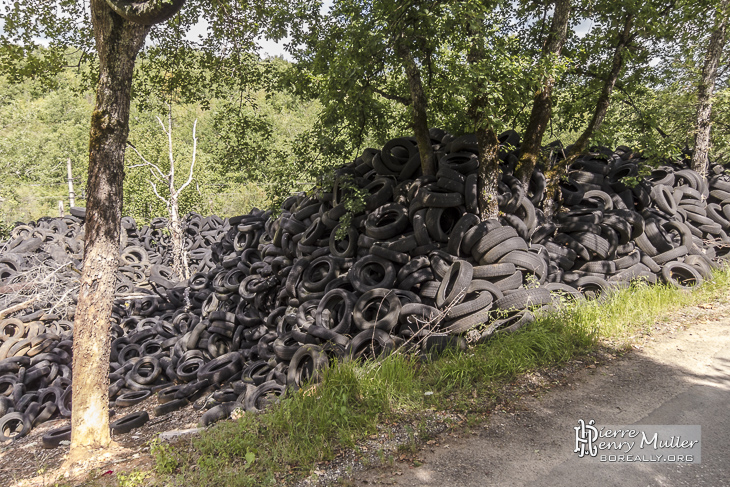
[144, 266, 730, 486]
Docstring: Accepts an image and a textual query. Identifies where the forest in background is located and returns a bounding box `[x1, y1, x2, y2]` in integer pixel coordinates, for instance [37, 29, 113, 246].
[1, 0, 729, 230]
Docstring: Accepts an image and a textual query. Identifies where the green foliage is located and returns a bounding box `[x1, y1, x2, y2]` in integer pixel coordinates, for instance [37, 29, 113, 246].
[116, 470, 151, 487]
[150, 438, 180, 475]
[328, 175, 368, 240]
[0, 72, 92, 219]
[0, 59, 321, 225]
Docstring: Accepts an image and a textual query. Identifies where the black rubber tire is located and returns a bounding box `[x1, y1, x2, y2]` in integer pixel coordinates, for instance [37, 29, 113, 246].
[353, 289, 402, 332]
[115, 390, 152, 408]
[272, 333, 302, 361]
[472, 263, 516, 279]
[397, 267, 435, 291]
[399, 303, 441, 329]
[499, 250, 547, 281]
[575, 276, 612, 299]
[365, 203, 410, 240]
[42, 425, 72, 449]
[492, 311, 535, 336]
[493, 288, 552, 311]
[491, 270, 524, 292]
[396, 255, 430, 283]
[196, 352, 243, 384]
[301, 256, 339, 293]
[544, 282, 583, 301]
[174, 379, 212, 401]
[244, 381, 285, 413]
[156, 385, 185, 405]
[572, 232, 610, 259]
[446, 213, 480, 256]
[110, 411, 149, 435]
[346, 329, 396, 360]
[471, 226, 519, 261]
[128, 357, 162, 386]
[200, 402, 238, 426]
[0, 412, 31, 442]
[684, 255, 714, 279]
[153, 397, 189, 417]
[661, 262, 703, 290]
[287, 344, 329, 391]
[653, 246, 688, 265]
[176, 355, 205, 382]
[58, 387, 72, 418]
[415, 185, 464, 208]
[442, 307, 492, 334]
[370, 244, 410, 264]
[329, 225, 359, 258]
[425, 207, 463, 243]
[480, 236, 528, 265]
[348, 255, 397, 293]
[316, 289, 356, 334]
[435, 261, 474, 308]
[613, 250, 641, 270]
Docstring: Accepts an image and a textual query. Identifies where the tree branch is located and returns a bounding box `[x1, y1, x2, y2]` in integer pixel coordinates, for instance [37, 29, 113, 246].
[127, 142, 167, 182]
[166, 107, 175, 186]
[177, 119, 198, 195]
[148, 179, 170, 207]
[369, 85, 411, 105]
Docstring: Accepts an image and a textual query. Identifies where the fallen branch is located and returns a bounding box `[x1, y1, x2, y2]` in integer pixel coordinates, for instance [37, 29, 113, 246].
[0, 296, 37, 319]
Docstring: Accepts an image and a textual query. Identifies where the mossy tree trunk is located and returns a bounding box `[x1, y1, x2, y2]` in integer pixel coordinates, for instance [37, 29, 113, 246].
[691, 0, 729, 180]
[466, 25, 500, 221]
[543, 13, 634, 219]
[396, 39, 436, 176]
[70, 0, 149, 458]
[514, 0, 572, 186]
[476, 126, 501, 220]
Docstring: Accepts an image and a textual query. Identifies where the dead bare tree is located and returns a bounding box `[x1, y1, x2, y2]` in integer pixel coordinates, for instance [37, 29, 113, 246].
[128, 112, 197, 281]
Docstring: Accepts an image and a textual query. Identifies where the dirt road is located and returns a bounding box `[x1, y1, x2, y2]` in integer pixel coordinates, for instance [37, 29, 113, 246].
[352, 307, 730, 486]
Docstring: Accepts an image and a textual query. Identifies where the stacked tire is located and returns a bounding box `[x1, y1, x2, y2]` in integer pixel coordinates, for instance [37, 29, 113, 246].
[2, 129, 729, 440]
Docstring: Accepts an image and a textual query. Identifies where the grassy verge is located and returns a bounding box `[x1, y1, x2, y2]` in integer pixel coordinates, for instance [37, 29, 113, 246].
[143, 267, 730, 486]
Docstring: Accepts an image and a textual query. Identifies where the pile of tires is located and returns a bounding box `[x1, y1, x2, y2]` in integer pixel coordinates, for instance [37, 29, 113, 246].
[0, 212, 234, 305]
[0, 314, 73, 444]
[536, 146, 728, 292]
[1, 128, 728, 443]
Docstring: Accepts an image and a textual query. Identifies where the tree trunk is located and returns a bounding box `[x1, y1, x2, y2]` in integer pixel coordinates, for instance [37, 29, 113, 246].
[69, 0, 148, 459]
[466, 26, 500, 220]
[476, 126, 501, 220]
[691, 0, 729, 180]
[566, 13, 634, 159]
[543, 12, 634, 219]
[396, 41, 436, 176]
[514, 0, 571, 186]
[169, 193, 189, 280]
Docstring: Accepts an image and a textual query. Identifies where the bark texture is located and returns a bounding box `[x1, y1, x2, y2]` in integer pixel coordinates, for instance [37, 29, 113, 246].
[70, 0, 148, 456]
[514, 0, 571, 186]
[476, 127, 501, 220]
[691, 0, 729, 180]
[543, 13, 634, 219]
[567, 13, 634, 159]
[396, 41, 436, 176]
[169, 194, 189, 280]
